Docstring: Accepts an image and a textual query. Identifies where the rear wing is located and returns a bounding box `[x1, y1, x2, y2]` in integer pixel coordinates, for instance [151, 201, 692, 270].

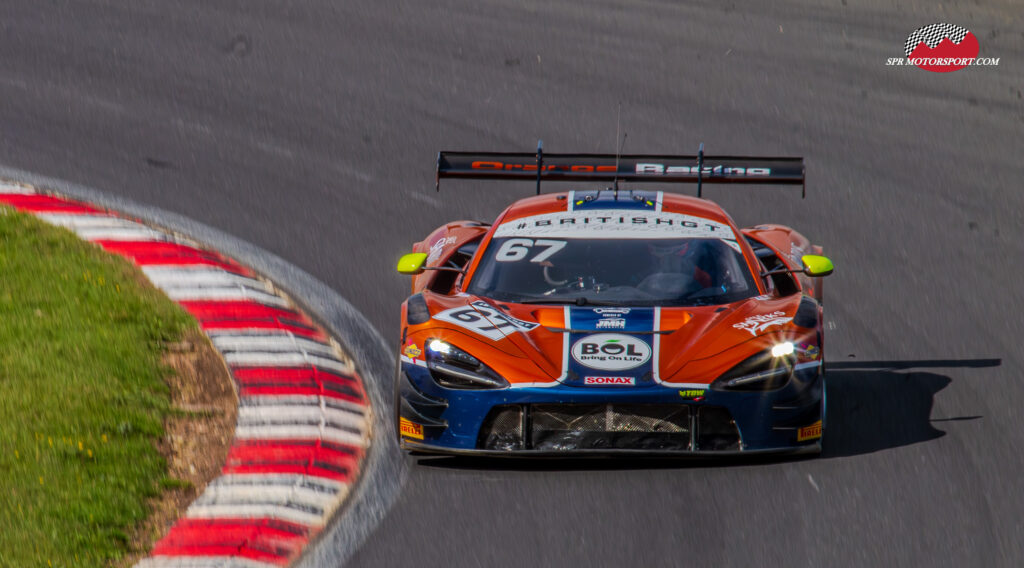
[436, 142, 806, 197]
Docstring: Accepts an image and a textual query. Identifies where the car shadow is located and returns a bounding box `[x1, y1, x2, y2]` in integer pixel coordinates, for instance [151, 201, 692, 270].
[414, 358, 999, 472]
[820, 358, 996, 458]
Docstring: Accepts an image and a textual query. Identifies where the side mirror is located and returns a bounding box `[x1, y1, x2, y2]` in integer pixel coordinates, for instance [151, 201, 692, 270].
[801, 254, 834, 277]
[397, 252, 428, 275]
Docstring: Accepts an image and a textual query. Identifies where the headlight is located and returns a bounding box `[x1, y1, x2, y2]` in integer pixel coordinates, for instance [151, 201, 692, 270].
[770, 341, 794, 357]
[425, 339, 509, 390]
[711, 346, 796, 391]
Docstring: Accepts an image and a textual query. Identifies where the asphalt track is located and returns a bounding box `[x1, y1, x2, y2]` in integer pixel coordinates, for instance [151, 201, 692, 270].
[2, 1, 1022, 567]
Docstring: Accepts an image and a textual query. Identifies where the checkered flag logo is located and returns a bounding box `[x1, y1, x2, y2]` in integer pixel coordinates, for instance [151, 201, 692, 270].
[905, 23, 970, 57]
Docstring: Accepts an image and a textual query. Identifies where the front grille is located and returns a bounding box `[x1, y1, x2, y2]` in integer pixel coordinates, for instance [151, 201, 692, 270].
[479, 406, 524, 451]
[696, 406, 741, 451]
[531, 404, 690, 451]
[479, 404, 740, 452]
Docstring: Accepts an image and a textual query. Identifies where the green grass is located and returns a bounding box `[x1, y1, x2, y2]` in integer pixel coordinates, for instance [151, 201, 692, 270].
[0, 209, 193, 567]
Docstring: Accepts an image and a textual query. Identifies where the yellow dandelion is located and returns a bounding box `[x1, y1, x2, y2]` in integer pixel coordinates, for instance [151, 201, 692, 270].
[78, 441, 83, 451]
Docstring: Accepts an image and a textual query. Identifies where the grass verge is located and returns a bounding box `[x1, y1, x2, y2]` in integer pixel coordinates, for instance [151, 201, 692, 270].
[0, 209, 193, 566]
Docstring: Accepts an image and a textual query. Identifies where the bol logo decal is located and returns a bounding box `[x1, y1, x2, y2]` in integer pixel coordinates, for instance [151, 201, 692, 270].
[571, 334, 651, 371]
[904, 23, 979, 72]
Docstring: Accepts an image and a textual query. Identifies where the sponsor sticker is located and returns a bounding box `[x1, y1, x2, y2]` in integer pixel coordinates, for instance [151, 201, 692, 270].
[493, 210, 739, 250]
[789, 242, 806, 265]
[596, 318, 626, 329]
[798, 343, 820, 360]
[594, 307, 629, 329]
[732, 311, 792, 336]
[426, 235, 458, 263]
[399, 417, 424, 440]
[402, 342, 422, 360]
[571, 333, 652, 371]
[635, 163, 770, 177]
[678, 389, 706, 401]
[797, 420, 822, 442]
[584, 376, 635, 386]
[433, 300, 539, 340]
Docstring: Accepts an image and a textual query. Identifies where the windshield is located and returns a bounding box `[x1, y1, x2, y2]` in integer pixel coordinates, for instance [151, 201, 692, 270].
[466, 236, 760, 306]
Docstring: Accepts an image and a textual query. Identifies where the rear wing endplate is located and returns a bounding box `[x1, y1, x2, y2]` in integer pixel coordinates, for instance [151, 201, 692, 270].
[436, 142, 806, 198]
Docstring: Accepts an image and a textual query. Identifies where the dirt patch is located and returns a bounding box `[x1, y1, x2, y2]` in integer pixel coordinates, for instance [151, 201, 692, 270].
[118, 326, 238, 567]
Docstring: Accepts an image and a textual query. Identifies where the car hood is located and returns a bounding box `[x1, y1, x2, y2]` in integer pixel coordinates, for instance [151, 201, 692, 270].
[422, 294, 807, 387]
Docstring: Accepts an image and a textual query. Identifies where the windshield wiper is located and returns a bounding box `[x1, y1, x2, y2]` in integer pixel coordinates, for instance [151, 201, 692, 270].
[516, 297, 622, 306]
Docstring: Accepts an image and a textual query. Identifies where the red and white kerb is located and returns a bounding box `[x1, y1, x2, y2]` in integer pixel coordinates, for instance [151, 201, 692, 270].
[0, 182, 372, 568]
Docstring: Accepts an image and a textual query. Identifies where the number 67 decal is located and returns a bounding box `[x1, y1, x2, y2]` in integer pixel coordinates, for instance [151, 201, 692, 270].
[433, 301, 539, 340]
[495, 239, 567, 263]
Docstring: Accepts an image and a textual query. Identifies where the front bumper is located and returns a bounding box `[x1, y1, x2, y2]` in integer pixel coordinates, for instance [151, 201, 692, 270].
[397, 360, 823, 455]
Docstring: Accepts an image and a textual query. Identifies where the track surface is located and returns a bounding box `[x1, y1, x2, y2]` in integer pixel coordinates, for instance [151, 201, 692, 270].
[2, 1, 1022, 566]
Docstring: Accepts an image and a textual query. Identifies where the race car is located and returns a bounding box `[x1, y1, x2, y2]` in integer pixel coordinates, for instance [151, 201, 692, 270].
[394, 144, 833, 455]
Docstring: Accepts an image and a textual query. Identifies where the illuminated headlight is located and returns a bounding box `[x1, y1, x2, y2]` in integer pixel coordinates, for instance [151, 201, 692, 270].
[711, 349, 796, 391]
[425, 339, 508, 390]
[771, 342, 795, 358]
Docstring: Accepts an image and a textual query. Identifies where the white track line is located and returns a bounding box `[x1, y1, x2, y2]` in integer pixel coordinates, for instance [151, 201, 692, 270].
[75, 227, 171, 241]
[36, 213, 127, 227]
[162, 287, 290, 305]
[37, 213, 170, 241]
[237, 405, 368, 433]
[242, 394, 367, 416]
[195, 483, 337, 515]
[212, 335, 337, 357]
[186, 501, 324, 528]
[212, 473, 346, 496]
[142, 267, 273, 291]
[223, 353, 353, 374]
[206, 329, 310, 338]
[234, 424, 367, 448]
[0, 184, 35, 194]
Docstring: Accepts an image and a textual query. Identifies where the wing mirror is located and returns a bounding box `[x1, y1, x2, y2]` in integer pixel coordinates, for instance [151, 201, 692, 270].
[801, 254, 834, 277]
[761, 254, 835, 278]
[396, 252, 467, 276]
[397, 252, 428, 275]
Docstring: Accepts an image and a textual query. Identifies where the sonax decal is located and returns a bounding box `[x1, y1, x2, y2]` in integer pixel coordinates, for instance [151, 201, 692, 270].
[583, 376, 635, 386]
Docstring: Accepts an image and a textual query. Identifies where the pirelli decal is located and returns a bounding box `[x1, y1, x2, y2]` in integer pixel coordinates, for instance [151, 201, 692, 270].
[797, 420, 822, 442]
[399, 417, 424, 440]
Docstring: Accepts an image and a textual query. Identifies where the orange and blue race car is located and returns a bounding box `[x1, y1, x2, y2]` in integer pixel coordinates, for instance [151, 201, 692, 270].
[395, 144, 833, 455]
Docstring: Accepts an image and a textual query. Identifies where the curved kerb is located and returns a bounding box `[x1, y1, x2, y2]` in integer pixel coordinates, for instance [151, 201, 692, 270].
[0, 174, 404, 568]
